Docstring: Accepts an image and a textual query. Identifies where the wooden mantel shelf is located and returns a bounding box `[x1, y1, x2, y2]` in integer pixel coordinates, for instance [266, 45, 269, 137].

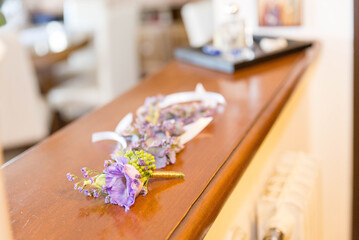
[3, 44, 318, 240]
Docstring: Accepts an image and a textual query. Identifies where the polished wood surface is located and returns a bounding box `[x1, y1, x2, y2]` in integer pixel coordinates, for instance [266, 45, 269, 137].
[3, 44, 318, 240]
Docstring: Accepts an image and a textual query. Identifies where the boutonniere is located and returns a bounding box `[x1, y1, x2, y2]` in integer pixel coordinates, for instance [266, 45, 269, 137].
[67, 150, 184, 212]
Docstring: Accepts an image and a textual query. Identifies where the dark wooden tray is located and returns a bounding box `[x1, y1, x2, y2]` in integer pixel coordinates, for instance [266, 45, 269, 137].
[175, 36, 313, 73]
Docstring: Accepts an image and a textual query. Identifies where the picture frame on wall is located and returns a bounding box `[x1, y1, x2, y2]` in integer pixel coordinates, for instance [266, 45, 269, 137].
[258, 0, 302, 26]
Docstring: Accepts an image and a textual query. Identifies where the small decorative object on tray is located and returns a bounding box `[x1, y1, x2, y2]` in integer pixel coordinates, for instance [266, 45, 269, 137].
[212, 3, 253, 60]
[175, 36, 312, 73]
[67, 83, 226, 211]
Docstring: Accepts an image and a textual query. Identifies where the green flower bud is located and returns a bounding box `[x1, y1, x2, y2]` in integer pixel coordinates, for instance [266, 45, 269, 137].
[95, 174, 106, 188]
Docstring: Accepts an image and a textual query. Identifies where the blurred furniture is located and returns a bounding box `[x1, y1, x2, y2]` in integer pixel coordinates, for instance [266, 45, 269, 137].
[3, 43, 318, 239]
[35, 37, 91, 97]
[0, 32, 50, 149]
[139, 7, 189, 76]
[30, 37, 90, 71]
[23, 0, 64, 19]
[0, 0, 28, 31]
[19, 23, 91, 94]
[64, 0, 139, 100]
[45, 0, 139, 121]
[181, 0, 213, 47]
[139, 0, 193, 8]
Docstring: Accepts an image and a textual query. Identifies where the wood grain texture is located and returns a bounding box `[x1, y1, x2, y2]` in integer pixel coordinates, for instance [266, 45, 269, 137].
[3, 44, 318, 240]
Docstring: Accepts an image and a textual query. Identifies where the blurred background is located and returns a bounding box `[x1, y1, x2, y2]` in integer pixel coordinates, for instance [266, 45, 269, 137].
[0, 0, 191, 161]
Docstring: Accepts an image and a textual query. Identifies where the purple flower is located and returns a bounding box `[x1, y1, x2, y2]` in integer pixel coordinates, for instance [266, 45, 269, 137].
[147, 146, 167, 168]
[112, 155, 129, 165]
[93, 191, 100, 198]
[67, 173, 75, 181]
[103, 162, 143, 212]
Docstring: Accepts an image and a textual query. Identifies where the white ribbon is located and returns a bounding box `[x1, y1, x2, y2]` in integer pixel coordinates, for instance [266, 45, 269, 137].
[92, 131, 128, 148]
[159, 83, 226, 109]
[92, 83, 225, 148]
[114, 112, 133, 134]
[179, 117, 213, 145]
[91, 113, 133, 149]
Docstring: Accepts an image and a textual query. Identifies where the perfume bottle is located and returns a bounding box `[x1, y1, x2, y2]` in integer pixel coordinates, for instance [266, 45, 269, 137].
[213, 3, 253, 60]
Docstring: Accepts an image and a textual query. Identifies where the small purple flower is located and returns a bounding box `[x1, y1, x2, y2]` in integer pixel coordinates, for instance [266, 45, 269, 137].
[147, 147, 167, 168]
[93, 191, 100, 198]
[111, 155, 129, 165]
[67, 173, 75, 181]
[131, 135, 140, 148]
[103, 162, 143, 212]
[89, 177, 95, 184]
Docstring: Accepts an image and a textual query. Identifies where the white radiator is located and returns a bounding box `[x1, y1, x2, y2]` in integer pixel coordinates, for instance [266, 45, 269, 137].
[257, 153, 321, 240]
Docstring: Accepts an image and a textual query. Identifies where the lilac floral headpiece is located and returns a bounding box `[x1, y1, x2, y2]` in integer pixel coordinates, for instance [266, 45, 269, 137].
[92, 83, 226, 168]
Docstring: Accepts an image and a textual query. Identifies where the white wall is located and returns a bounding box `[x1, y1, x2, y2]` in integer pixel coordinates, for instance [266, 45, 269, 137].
[212, 0, 353, 239]
[255, 1, 353, 239]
